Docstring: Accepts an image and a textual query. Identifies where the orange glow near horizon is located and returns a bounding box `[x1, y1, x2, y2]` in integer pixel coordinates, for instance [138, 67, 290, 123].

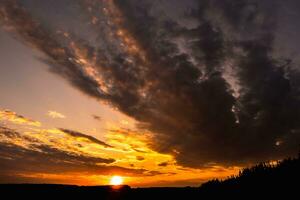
[0, 107, 241, 187]
[0, 109, 241, 187]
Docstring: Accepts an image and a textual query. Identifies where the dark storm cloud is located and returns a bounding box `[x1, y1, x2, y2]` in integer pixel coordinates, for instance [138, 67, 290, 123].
[1, 0, 300, 167]
[110, 0, 300, 166]
[59, 128, 112, 148]
[0, 0, 104, 99]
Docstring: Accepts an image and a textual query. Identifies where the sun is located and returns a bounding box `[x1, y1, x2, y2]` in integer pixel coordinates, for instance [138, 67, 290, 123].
[109, 176, 123, 186]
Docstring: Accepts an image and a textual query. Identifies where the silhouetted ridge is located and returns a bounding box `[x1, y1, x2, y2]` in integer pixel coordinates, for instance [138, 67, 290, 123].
[199, 155, 300, 196]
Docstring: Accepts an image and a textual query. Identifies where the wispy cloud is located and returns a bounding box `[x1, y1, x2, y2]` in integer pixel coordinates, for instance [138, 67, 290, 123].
[59, 128, 112, 148]
[47, 111, 66, 119]
[0, 109, 41, 127]
[92, 115, 101, 121]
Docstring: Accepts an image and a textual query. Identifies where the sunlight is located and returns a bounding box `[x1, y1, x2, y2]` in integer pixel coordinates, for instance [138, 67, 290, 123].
[109, 176, 123, 186]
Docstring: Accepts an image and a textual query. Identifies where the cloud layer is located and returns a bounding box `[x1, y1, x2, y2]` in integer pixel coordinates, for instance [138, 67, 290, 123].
[0, 124, 168, 184]
[0, 109, 41, 127]
[1, 0, 300, 168]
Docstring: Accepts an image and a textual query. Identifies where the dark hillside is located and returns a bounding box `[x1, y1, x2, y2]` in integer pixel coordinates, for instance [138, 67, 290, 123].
[199, 155, 300, 197]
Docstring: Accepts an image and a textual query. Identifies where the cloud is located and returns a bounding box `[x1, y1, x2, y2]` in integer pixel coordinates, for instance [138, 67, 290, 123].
[0, 109, 181, 185]
[1, 0, 300, 168]
[0, 126, 114, 170]
[0, 109, 41, 127]
[158, 161, 169, 167]
[59, 128, 112, 148]
[136, 156, 145, 161]
[105, 128, 153, 153]
[92, 115, 101, 121]
[0, 125, 167, 184]
[47, 111, 66, 119]
[0, 126, 114, 164]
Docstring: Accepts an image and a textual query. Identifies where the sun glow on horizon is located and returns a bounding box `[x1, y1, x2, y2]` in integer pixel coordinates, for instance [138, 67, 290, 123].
[109, 176, 123, 186]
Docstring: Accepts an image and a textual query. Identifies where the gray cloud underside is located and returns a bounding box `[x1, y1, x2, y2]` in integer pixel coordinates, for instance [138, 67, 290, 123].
[1, 0, 300, 167]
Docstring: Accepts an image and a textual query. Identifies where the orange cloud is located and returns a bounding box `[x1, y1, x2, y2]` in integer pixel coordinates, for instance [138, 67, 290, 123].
[0, 109, 41, 127]
[0, 109, 241, 186]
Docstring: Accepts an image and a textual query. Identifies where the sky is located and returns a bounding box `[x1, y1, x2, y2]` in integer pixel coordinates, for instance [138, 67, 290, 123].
[0, 0, 300, 187]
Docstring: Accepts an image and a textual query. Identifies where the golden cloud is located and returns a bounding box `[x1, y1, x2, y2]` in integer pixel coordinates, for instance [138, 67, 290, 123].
[0, 109, 41, 127]
[0, 108, 241, 186]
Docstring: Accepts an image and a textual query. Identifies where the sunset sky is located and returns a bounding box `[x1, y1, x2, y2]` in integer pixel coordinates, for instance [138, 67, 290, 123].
[0, 0, 300, 187]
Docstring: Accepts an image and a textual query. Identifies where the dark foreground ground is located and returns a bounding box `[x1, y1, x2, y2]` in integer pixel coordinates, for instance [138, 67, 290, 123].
[1, 156, 299, 199]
